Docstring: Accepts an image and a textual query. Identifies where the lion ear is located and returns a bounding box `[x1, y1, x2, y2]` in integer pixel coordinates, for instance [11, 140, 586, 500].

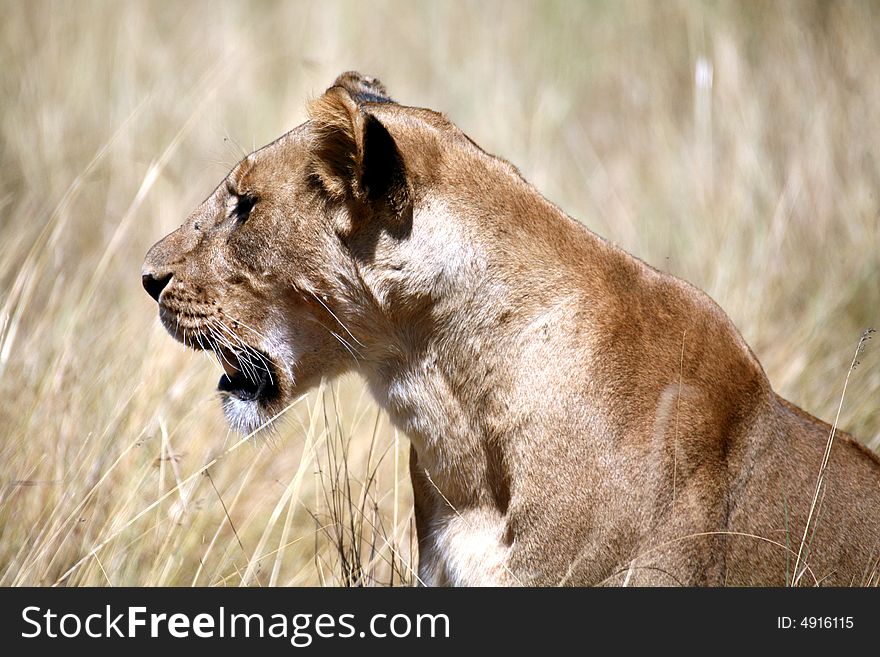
[308, 86, 364, 199]
[308, 77, 410, 218]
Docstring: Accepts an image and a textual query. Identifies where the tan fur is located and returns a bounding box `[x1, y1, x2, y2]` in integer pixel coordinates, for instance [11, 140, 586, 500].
[143, 73, 880, 586]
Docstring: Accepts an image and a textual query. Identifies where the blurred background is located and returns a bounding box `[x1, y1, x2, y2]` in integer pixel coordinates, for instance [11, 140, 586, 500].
[1, 0, 878, 586]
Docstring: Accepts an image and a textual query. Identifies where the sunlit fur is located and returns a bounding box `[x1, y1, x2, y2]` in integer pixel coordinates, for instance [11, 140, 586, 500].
[144, 72, 880, 586]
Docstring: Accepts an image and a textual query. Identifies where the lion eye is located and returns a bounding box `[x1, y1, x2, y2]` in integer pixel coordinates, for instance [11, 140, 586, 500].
[229, 194, 256, 224]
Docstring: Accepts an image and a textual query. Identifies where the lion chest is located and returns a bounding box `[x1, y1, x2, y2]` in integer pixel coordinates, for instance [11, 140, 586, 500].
[418, 507, 513, 587]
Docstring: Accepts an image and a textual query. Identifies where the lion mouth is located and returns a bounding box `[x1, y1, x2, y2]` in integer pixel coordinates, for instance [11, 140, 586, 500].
[214, 344, 279, 404]
[157, 307, 283, 431]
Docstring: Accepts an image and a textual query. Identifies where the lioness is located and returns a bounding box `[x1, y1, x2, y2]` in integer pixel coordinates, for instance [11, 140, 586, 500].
[143, 72, 880, 586]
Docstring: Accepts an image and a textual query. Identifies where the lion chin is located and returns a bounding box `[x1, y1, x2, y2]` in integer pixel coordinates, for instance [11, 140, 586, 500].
[219, 390, 270, 435]
[211, 344, 277, 434]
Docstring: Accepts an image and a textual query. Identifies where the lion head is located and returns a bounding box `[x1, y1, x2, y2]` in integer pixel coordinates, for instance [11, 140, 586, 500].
[142, 72, 488, 433]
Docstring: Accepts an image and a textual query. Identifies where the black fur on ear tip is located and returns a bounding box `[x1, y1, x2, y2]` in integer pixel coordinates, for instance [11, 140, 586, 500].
[333, 71, 395, 105]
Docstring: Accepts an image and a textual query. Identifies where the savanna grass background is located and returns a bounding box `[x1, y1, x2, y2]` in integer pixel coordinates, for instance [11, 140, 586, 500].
[1, 0, 878, 586]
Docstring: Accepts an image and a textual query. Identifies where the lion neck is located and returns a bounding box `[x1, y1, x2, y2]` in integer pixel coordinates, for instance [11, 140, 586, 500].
[359, 173, 613, 508]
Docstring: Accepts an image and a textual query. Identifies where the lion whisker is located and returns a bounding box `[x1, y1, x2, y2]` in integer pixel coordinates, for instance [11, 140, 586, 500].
[204, 326, 242, 378]
[207, 318, 274, 385]
[307, 290, 366, 349]
[313, 319, 361, 366]
[217, 309, 272, 344]
[211, 326, 261, 384]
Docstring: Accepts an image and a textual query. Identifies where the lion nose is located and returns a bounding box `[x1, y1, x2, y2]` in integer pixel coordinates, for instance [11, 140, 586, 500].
[142, 271, 172, 302]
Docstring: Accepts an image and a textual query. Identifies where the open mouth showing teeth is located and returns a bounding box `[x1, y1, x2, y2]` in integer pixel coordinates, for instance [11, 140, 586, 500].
[214, 344, 279, 404]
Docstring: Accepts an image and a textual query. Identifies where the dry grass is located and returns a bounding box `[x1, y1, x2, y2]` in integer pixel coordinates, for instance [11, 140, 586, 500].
[1, 0, 877, 586]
